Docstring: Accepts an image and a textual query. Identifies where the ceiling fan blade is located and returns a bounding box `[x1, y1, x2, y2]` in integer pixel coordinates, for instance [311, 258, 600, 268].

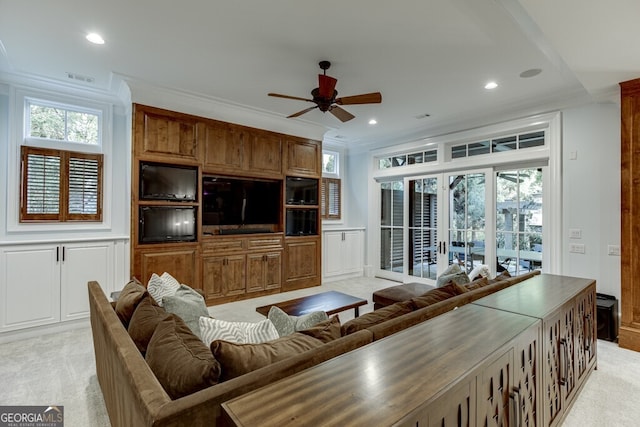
[329, 105, 355, 122]
[318, 74, 338, 99]
[287, 106, 318, 118]
[335, 92, 382, 105]
[268, 93, 314, 103]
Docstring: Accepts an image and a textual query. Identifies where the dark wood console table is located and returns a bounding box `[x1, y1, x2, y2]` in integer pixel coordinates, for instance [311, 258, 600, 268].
[255, 290, 367, 318]
[225, 274, 596, 427]
[225, 304, 540, 426]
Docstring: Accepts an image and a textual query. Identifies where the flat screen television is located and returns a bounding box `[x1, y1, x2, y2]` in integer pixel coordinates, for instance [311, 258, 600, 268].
[139, 206, 197, 243]
[286, 177, 318, 205]
[140, 161, 198, 201]
[285, 208, 318, 236]
[202, 176, 281, 227]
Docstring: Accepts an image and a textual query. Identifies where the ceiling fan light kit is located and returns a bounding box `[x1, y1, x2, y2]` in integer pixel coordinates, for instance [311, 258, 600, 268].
[268, 61, 382, 122]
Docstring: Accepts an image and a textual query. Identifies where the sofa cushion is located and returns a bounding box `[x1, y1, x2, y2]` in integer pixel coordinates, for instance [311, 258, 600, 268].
[372, 282, 435, 308]
[297, 315, 342, 343]
[267, 306, 329, 337]
[199, 317, 279, 345]
[341, 300, 415, 336]
[489, 270, 512, 284]
[162, 284, 210, 339]
[127, 295, 167, 355]
[211, 333, 324, 381]
[464, 277, 490, 291]
[411, 282, 469, 309]
[146, 314, 221, 399]
[114, 278, 147, 327]
[147, 272, 181, 306]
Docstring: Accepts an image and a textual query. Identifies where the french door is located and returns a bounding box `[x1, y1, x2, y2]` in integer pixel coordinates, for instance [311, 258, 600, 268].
[379, 168, 491, 283]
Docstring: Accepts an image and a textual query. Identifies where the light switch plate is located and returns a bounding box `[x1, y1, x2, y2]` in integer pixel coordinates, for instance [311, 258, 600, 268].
[569, 228, 582, 239]
[569, 243, 585, 254]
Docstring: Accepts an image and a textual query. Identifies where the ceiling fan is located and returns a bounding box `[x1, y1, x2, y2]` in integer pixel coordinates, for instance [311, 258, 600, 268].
[268, 61, 382, 122]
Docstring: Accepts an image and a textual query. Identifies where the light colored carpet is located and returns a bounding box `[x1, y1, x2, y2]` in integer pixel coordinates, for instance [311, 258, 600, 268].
[0, 277, 638, 426]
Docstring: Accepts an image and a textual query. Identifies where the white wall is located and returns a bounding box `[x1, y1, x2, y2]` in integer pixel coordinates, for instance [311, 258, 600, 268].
[562, 102, 621, 299]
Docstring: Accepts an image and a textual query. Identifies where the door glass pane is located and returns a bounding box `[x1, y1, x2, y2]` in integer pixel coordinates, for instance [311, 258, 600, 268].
[380, 181, 404, 272]
[409, 178, 438, 279]
[496, 168, 543, 275]
[448, 173, 486, 273]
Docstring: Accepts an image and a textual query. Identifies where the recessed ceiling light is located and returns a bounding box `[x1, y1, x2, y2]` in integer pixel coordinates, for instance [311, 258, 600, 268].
[86, 33, 105, 45]
[369, 119, 377, 125]
[484, 81, 498, 90]
[520, 68, 542, 78]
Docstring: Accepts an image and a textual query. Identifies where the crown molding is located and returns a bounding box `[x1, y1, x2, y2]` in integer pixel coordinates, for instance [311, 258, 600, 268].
[117, 73, 329, 141]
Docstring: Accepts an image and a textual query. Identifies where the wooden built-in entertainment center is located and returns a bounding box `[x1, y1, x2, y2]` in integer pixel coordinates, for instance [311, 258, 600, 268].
[130, 104, 323, 305]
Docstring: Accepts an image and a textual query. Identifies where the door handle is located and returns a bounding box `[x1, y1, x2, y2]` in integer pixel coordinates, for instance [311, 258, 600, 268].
[560, 338, 569, 386]
[510, 387, 522, 427]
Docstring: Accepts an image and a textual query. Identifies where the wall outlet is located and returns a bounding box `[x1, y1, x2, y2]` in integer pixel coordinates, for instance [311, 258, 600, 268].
[569, 243, 585, 254]
[608, 245, 620, 256]
[569, 228, 582, 239]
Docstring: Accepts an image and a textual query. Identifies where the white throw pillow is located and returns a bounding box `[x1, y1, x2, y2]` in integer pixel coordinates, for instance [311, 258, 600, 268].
[468, 264, 491, 281]
[199, 317, 279, 345]
[147, 272, 180, 306]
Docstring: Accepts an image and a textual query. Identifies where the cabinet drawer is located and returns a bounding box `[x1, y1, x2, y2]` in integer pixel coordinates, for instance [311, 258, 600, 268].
[202, 238, 245, 253]
[247, 236, 283, 250]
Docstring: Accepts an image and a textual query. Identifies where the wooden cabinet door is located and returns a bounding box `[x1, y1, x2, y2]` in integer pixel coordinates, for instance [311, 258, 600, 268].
[285, 138, 321, 177]
[422, 379, 474, 427]
[512, 322, 542, 427]
[202, 254, 245, 299]
[136, 247, 199, 290]
[246, 251, 282, 293]
[477, 349, 513, 427]
[202, 256, 226, 299]
[201, 122, 243, 173]
[244, 131, 282, 176]
[542, 302, 576, 427]
[264, 251, 282, 290]
[223, 255, 246, 296]
[284, 237, 320, 291]
[134, 105, 199, 161]
[574, 287, 597, 385]
[246, 253, 266, 293]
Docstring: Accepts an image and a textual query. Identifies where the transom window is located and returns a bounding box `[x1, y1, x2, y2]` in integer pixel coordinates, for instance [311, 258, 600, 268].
[26, 98, 100, 145]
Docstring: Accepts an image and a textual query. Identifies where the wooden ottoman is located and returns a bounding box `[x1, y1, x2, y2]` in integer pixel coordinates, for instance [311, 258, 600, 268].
[372, 282, 435, 309]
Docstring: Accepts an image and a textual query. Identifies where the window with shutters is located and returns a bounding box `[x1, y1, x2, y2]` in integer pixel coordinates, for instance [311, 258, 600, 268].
[20, 146, 103, 222]
[321, 178, 341, 220]
[322, 150, 342, 220]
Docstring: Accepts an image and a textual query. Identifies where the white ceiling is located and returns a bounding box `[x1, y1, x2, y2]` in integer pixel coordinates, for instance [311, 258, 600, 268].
[1, 0, 638, 146]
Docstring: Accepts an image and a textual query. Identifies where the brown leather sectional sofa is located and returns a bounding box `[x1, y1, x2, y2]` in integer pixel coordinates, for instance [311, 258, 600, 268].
[88, 270, 540, 426]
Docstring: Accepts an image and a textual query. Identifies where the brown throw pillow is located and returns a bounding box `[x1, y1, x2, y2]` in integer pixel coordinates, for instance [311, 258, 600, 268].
[211, 333, 324, 381]
[465, 277, 490, 291]
[146, 314, 221, 399]
[490, 271, 512, 284]
[411, 282, 468, 309]
[341, 300, 415, 336]
[128, 295, 167, 355]
[115, 278, 147, 327]
[297, 315, 341, 343]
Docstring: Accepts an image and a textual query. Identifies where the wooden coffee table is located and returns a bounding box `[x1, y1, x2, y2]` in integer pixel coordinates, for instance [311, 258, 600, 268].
[256, 291, 367, 318]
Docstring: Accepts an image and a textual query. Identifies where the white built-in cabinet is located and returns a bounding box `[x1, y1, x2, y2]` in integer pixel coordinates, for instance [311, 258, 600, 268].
[322, 228, 364, 281]
[0, 239, 127, 333]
